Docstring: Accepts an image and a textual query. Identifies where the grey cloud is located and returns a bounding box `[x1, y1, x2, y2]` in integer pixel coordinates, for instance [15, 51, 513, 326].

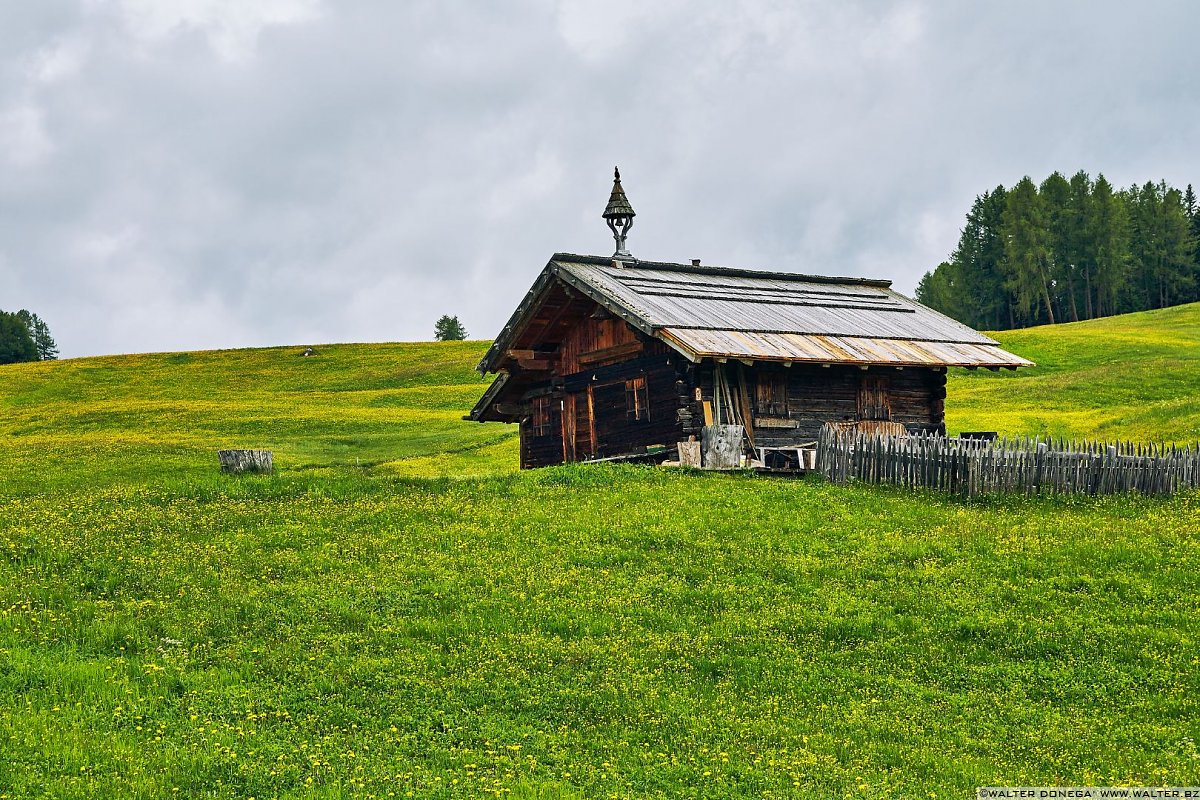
[1, 1, 1198, 357]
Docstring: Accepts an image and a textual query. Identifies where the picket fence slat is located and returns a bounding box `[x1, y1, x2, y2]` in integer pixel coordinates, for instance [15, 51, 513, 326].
[814, 428, 1199, 497]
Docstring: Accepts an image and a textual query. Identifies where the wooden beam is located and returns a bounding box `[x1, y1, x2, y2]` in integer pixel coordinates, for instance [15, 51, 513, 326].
[516, 359, 552, 370]
[492, 402, 528, 417]
[578, 340, 643, 366]
[521, 282, 581, 347]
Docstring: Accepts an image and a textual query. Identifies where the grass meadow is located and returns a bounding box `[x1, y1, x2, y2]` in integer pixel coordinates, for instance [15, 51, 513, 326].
[1, 305, 1198, 798]
[949, 302, 1200, 442]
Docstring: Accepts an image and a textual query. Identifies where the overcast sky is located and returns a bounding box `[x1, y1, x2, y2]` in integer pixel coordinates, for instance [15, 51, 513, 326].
[2, 1, 1198, 358]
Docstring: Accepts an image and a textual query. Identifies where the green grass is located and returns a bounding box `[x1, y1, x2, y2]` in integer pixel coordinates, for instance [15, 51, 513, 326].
[1, 310, 1198, 798]
[949, 302, 1200, 442]
[0, 341, 514, 495]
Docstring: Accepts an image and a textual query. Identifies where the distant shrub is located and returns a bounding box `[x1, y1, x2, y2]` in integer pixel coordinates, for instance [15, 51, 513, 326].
[434, 314, 467, 341]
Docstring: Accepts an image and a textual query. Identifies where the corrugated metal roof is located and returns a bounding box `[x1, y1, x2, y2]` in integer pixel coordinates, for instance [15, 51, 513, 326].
[555, 258, 999, 346]
[658, 329, 1031, 368]
[476, 254, 1033, 373]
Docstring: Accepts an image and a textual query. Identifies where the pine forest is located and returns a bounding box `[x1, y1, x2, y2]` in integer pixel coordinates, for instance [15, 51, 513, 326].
[916, 172, 1200, 330]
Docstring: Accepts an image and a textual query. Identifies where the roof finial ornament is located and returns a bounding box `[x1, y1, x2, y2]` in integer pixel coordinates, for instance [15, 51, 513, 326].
[602, 166, 636, 260]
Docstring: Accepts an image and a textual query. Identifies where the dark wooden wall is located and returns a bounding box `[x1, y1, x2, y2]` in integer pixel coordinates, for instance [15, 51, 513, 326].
[559, 352, 688, 460]
[558, 315, 646, 374]
[518, 314, 692, 469]
[519, 396, 564, 469]
[694, 363, 946, 448]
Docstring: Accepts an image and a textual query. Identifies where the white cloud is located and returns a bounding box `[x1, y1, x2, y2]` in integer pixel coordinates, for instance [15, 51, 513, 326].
[0, 104, 53, 166]
[71, 224, 142, 263]
[115, 0, 322, 61]
[859, 2, 925, 60]
[25, 36, 91, 83]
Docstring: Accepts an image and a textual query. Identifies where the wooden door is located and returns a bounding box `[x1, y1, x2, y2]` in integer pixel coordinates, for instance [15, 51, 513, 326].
[561, 391, 594, 462]
[589, 381, 628, 458]
[857, 375, 892, 420]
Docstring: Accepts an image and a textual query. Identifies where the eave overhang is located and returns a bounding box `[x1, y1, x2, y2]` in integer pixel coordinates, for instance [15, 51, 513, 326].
[464, 372, 511, 422]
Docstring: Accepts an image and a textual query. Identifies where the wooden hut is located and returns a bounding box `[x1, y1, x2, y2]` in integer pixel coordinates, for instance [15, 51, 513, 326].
[467, 170, 1033, 469]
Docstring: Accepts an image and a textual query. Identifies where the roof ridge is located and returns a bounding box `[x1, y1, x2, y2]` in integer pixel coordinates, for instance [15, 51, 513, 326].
[550, 252, 892, 288]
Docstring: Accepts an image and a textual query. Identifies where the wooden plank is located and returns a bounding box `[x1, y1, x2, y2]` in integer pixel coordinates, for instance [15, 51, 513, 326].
[702, 424, 744, 469]
[562, 393, 576, 463]
[586, 385, 597, 459]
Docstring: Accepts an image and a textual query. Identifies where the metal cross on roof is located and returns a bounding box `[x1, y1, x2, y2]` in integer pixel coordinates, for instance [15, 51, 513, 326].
[602, 167, 635, 259]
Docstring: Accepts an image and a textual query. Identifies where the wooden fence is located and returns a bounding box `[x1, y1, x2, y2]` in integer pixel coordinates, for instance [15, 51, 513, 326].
[815, 428, 1200, 496]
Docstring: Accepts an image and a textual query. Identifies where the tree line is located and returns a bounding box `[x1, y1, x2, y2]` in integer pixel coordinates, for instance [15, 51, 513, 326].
[0, 310, 58, 364]
[916, 172, 1200, 329]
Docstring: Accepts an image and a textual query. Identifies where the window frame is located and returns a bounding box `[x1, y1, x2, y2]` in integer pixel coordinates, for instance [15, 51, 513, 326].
[531, 395, 554, 437]
[625, 375, 649, 422]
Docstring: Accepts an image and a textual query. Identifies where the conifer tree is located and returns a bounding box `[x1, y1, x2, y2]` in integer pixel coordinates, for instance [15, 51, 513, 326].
[31, 316, 58, 360]
[1065, 171, 1093, 319]
[927, 171, 1196, 329]
[1088, 174, 1129, 318]
[1039, 171, 1076, 321]
[11, 310, 58, 360]
[1001, 177, 1056, 325]
[952, 187, 1010, 329]
[1126, 181, 1194, 310]
[1190, 187, 1200, 304]
[915, 262, 962, 321]
[434, 315, 467, 341]
[0, 311, 37, 364]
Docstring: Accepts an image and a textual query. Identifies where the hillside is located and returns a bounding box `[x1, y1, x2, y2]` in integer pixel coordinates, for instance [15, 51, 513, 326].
[3, 303, 1198, 497]
[0, 309, 1198, 798]
[949, 302, 1200, 442]
[0, 340, 511, 495]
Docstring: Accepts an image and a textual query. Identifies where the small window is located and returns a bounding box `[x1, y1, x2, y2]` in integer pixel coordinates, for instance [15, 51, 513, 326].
[754, 372, 789, 417]
[531, 396, 553, 437]
[858, 376, 891, 421]
[625, 376, 649, 422]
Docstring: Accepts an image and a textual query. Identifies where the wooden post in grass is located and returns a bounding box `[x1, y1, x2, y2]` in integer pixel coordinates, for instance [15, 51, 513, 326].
[677, 440, 702, 468]
[217, 449, 273, 474]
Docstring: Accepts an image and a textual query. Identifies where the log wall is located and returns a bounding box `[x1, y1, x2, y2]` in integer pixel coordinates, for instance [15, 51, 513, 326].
[560, 352, 689, 460]
[559, 315, 665, 374]
[518, 314, 692, 468]
[519, 396, 564, 469]
[695, 363, 946, 447]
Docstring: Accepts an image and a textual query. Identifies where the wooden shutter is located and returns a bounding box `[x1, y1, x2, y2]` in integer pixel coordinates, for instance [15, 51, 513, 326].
[754, 372, 788, 417]
[857, 375, 892, 421]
